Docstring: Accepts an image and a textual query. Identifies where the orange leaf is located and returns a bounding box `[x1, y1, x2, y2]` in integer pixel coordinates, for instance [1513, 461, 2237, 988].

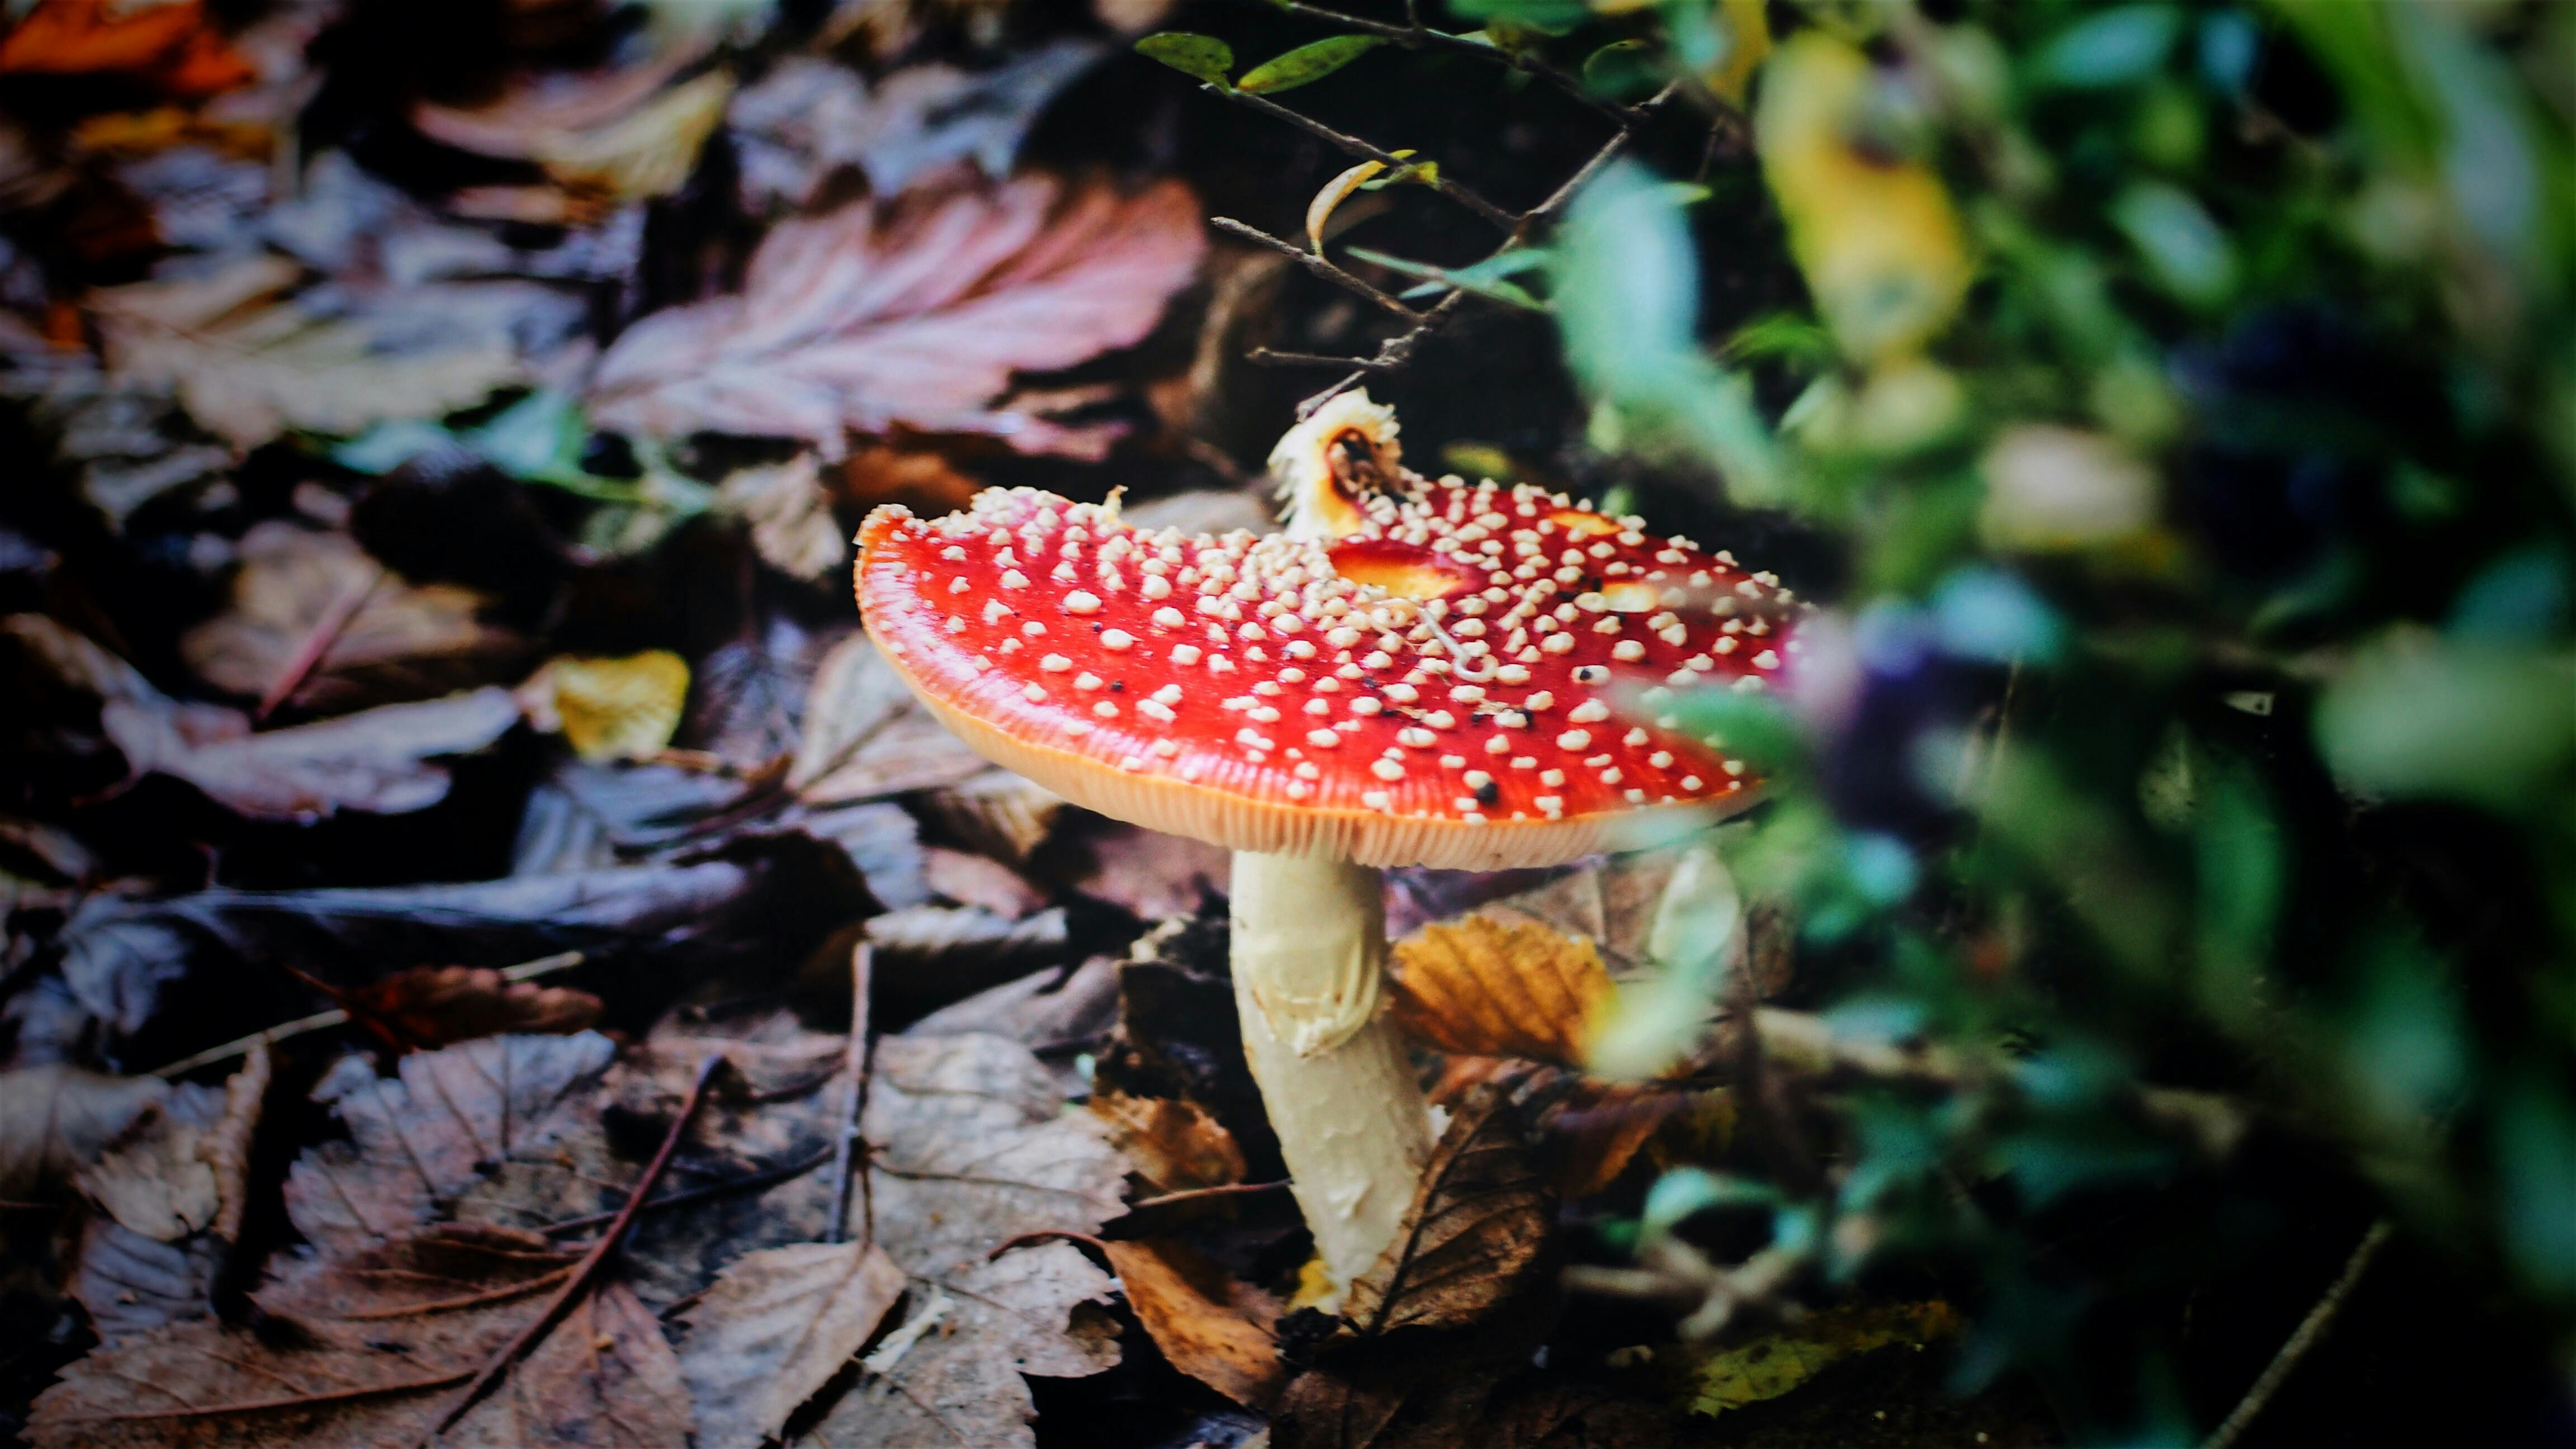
[1103, 1238, 1285, 1410]
[1090, 1090, 1246, 1194]
[335, 965, 603, 1053]
[1389, 915, 1613, 1067]
[0, 0, 253, 96]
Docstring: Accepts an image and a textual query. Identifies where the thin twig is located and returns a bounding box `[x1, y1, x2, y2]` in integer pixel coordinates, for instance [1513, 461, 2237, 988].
[413, 1052, 723, 1447]
[826, 942, 876, 1247]
[1228, 0, 1645, 127]
[1208, 84, 1520, 230]
[1210, 217, 1423, 321]
[539, 1147, 832, 1237]
[2202, 1219, 2394, 1449]
[1250, 347, 1401, 370]
[148, 950, 589, 1078]
[255, 562, 382, 722]
[1126, 1178, 1292, 1209]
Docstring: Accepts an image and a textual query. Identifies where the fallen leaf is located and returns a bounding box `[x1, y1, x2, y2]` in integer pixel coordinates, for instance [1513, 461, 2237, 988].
[69, 1049, 268, 1341]
[1090, 1089, 1246, 1194]
[921, 768, 1067, 863]
[283, 1031, 617, 1259]
[719, 453, 847, 580]
[95, 254, 572, 449]
[587, 174, 1204, 457]
[0, 0, 256, 97]
[102, 685, 523, 819]
[179, 522, 528, 714]
[679, 1240, 908, 1449]
[688, 610, 834, 767]
[790, 633, 989, 805]
[1390, 915, 1613, 1069]
[542, 650, 691, 763]
[0, 1064, 167, 1199]
[1344, 1083, 1554, 1338]
[335, 964, 604, 1052]
[69, 1218, 224, 1342]
[923, 845, 1048, 918]
[836, 440, 983, 514]
[1068, 821, 1232, 921]
[75, 1087, 220, 1242]
[1677, 1300, 1961, 1417]
[28, 1224, 693, 1448]
[901, 958, 1123, 1053]
[1104, 1237, 1284, 1409]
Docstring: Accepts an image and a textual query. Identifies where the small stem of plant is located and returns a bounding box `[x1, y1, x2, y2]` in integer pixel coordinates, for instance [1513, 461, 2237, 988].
[827, 942, 877, 1247]
[1210, 217, 1423, 321]
[147, 950, 590, 1078]
[2201, 1219, 2394, 1449]
[1208, 84, 1520, 231]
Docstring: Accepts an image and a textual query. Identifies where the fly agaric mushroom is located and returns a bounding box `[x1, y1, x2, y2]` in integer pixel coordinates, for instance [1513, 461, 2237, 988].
[854, 392, 1802, 1292]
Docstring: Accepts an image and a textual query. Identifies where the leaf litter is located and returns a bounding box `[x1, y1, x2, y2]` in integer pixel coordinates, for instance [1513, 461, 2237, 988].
[0, 2, 2023, 1441]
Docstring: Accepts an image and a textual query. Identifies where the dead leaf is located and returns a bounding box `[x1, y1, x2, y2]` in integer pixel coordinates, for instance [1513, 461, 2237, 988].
[900, 958, 1123, 1055]
[0, 0, 256, 97]
[1390, 916, 1613, 1069]
[283, 1031, 617, 1259]
[790, 633, 988, 805]
[179, 522, 527, 713]
[75, 1089, 219, 1242]
[922, 768, 1067, 863]
[95, 254, 571, 449]
[836, 440, 983, 515]
[1103, 1237, 1284, 1409]
[541, 650, 691, 763]
[1090, 1090, 1246, 1194]
[28, 1224, 693, 1448]
[679, 1240, 907, 1449]
[69, 1218, 224, 1342]
[587, 174, 1204, 457]
[730, 45, 1104, 209]
[1677, 1300, 1961, 1417]
[69, 1049, 267, 1341]
[0, 1064, 167, 1199]
[1069, 821, 1232, 921]
[335, 964, 604, 1053]
[924, 845, 1047, 918]
[1344, 1084, 1553, 1338]
[102, 685, 523, 820]
[719, 453, 847, 580]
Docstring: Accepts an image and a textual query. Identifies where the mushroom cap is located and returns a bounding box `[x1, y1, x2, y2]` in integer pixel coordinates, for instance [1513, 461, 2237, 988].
[855, 476, 1801, 870]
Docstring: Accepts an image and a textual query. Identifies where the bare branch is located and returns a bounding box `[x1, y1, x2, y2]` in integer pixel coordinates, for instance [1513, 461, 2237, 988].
[1207, 84, 1520, 230]
[1251, 347, 1402, 370]
[1210, 216, 1423, 321]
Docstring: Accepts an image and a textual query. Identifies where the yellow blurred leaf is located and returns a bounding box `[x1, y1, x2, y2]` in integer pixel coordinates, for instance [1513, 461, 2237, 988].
[1756, 32, 1970, 364]
[1305, 155, 1385, 252]
[1680, 1300, 1961, 1417]
[1704, 0, 1770, 106]
[1389, 914, 1612, 1067]
[548, 651, 690, 763]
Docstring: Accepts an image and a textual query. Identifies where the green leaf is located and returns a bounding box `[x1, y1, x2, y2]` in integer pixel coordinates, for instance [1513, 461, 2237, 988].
[1680, 1301, 1962, 1415]
[1237, 34, 1382, 94]
[1346, 245, 1548, 310]
[1134, 32, 1235, 85]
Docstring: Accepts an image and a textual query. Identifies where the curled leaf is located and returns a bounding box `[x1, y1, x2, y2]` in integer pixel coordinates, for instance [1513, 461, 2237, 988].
[1307, 157, 1388, 252]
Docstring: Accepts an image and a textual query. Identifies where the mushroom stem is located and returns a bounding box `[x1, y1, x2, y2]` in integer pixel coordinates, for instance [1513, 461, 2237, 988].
[1228, 850, 1434, 1294]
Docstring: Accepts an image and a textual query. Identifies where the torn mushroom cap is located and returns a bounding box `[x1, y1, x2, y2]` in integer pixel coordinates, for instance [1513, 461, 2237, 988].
[855, 479, 1803, 872]
[1270, 390, 1401, 543]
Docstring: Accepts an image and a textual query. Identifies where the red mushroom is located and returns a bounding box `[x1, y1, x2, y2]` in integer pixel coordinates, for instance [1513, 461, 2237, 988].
[855, 392, 1800, 1292]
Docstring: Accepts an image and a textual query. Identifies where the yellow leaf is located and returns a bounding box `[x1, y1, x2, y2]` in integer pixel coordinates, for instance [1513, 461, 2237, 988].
[1681, 1300, 1961, 1416]
[1306, 155, 1388, 253]
[1704, 0, 1770, 106]
[1389, 915, 1612, 1067]
[549, 651, 690, 763]
[1756, 32, 1971, 364]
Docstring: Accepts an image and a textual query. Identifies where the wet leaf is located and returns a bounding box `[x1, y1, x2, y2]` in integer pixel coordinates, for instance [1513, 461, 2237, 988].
[679, 1240, 907, 1449]
[1677, 1300, 1961, 1416]
[1104, 1238, 1285, 1409]
[588, 175, 1204, 457]
[1135, 32, 1234, 86]
[1239, 34, 1383, 94]
[1389, 915, 1612, 1068]
[541, 650, 691, 763]
[28, 1224, 693, 1448]
[1090, 1089, 1247, 1193]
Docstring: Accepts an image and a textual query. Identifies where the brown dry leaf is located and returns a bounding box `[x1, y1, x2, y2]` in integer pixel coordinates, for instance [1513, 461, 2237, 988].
[74, 1090, 219, 1243]
[1390, 916, 1613, 1069]
[1070, 822, 1232, 921]
[587, 174, 1204, 457]
[27, 1224, 692, 1448]
[0, 1064, 167, 1199]
[413, 49, 731, 202]
[541, 650, 691, 763]
[283, 1031, 616, 1259]
[336, 964, 604, 1053]
[101, 685, 522, 820]
[1090, 1089, 1246, 1195]
[180, 522, 527, 713]
[790, 633, 987, 804]
[94, 255, 557, 449]
[837, 440, 982, 514]
[731, 46, 1103, 208]
[70, 1049, 268, 1341]
[1344, 1084, 1554, 1338]
[923, 845, 1047, 918]
[1103, 1238, 1284, 1409]
[719, 453, 847, 580]
[678, 1240, 907, 1449]
[0, 0, 256, 97]
[922, 768, 1067, 863]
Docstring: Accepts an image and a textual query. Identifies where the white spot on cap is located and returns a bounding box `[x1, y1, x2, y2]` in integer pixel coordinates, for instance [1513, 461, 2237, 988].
[1101, 629, 1135, 651]
[1064, 590, 1101, 614]
[1171, 644, 1202, 665]
[1351, 697, 1383, 716]
[1568, 700, 1609, 724]
[1040, 654, 1073, 673]
[1002, 570, 1029, 589]
[1022, 684, 1046, 702]
[1074, 673, 1104, 691]
[1613, 640, 1646, 661]
[1094, 702, 1119, 718]
[1557, 729, 1592, 750]
[1153, 607, 1186, 629]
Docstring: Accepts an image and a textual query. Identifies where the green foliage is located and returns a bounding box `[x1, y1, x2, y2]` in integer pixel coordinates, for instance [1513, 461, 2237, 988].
[1134, 32, 1237, 86]
[1237, 34, 1385, 93]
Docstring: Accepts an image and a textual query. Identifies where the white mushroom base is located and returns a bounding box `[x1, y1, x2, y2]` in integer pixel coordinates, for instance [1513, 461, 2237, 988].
[1228, 850, 1435, 1296]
